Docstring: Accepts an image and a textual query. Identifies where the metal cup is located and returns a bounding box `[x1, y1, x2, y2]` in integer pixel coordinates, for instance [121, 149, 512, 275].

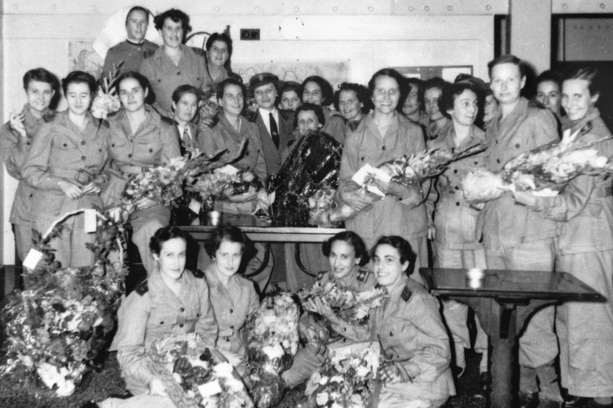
[207, 210, 222, 226]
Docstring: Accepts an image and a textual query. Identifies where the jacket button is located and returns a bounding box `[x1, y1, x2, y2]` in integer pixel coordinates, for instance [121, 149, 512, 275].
[26, 141, 31, 146]
[360, 156, 365, 161]
[496, 159, 501, 163]
[230, 325, 234, 330]
[453, 169, 458, 174]
[128, 154, 132, 158]
[149, 148, 153, 153]
[81, 141, 86, 145]
[474, 161, 478, 165]
[389, 331, 393, 336]
[455, 186, 459, 190]
[382, 146, 386, 151]
[456, 202, 460, 206]
[63, 143, 67, 147]
[179, 323, 184, 328]
[177, 72, 181, 76]
[160, 321, 164, 325]
[180, 307, 185, 312]
[81, 156, 86, 160]
[230, 309, 233, 314]
[112, 143, 115, 147]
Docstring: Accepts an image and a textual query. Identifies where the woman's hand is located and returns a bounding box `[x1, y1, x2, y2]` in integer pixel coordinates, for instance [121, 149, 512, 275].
[58, 180, 83, 199]
[81, 182, 101, 195]
[9, 112, 27, 138]
[371, 178, 405, 198]
[513, 190, 537, 207]
[338, 188, 374, 212]
[148, 378, 168, 396]
[311, 298, 337, 322]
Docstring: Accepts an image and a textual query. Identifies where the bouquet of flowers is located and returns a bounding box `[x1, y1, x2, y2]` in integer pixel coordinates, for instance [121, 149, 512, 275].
[188, 165, 262, 209]
[146, 333, 252, 408]
[462, 129, 613, 202]
[0, 209, 127, 397]
[329, 143, 486, 222]
[304, 342, 381, 408]
[198, 85, 221, 128]
[308, 185, 341, 227]
[91, 62, 121, 120]
[245, 293, 300, 407]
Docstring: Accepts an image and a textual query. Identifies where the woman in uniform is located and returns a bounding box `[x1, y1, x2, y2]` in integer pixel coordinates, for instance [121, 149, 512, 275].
[202, 226, 259, 358]
[336, 68, 428, 273]
[104, 71, 180, 275]
[400, 77, 429, 129]
[333, 82, 372, 132]
[369, 235, 455, 408]
[301, 75, 346, 144]
[22, 70, 108, 268]
[113, 226, 218, 396]
[202, 32, 232, 93]
[0, 67, 59, 263]
[513, 67, 613, 407]
[424, 77, 452, 142]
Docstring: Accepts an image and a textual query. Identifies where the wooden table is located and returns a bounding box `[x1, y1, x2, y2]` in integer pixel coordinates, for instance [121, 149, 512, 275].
[420, 267, 606, 408]
[181, 214, 344, 276]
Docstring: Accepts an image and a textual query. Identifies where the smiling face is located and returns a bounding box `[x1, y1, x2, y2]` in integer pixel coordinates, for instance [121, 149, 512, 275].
[280, 89, 301, 111]
[219, 83, 244, 117]
[562, 78, 598, 122]
[449, 89, 479, 127]
[213, 239, 243, 280]
[160, 17, 183, 49]
[126, 9, 148, 43]
[26, 80, 55, 114]
[296, 109, 321, 136]
[424, 87, 443, 121]
[328, 240, 361, 281]
[536, 80, 562, 115]
[253, 83, 277, 111]
[302, 81, 323, 106]
[483, 94, 498, 123]
[173, 92, 198, 125]
[208, 40, 229, 68]
[402, 86, 420, 117]
[490, 62, 525, 106]
[339, 89, 363, 121]
[372, 244, 408, 290]
[65, 82, 92, 116]
[372, 75, 400, 115]
[118, 77, 147, 113]
[154, 237, 187, 281]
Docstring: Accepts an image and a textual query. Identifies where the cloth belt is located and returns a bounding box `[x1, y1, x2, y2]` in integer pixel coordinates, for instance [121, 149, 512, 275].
[49, 167, 94, 185]
[117, 164, 151, 176]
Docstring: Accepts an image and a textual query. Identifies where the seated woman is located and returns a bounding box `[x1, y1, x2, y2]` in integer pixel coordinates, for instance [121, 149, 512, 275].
[282, 231, 375, 387]
[113, 226, 218, 396]
[22, 71, 108, 268]
[301, 75, 346, 144]
[202, 226, 259, 358]
[368, 236, 455, 408]
[333, 82, 372, 132]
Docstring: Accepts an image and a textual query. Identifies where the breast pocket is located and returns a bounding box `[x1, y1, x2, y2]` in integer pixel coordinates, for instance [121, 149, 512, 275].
[53, 133, 78, 152]
[149, 311, 177, 331]
[134, 139, 159, 163]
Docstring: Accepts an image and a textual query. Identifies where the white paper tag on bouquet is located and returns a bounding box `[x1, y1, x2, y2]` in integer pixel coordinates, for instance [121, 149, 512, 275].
[84, 209, 97, 233]
[188, 198, 202, 214]
[216, 164, 240, 176]
[198, 380, 222, 397]
[23, 249, 43, 270]
[352, 164, 391, 197]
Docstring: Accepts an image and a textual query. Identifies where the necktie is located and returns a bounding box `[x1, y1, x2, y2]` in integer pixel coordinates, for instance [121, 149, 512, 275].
[269, 112, 279, 149]
[182, 126, 191, 147]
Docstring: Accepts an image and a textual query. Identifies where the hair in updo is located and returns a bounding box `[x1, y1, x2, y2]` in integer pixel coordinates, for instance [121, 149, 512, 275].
[204, 225, 253, 258]
[149, 226, 188, 255]
[61, 71, 97, 96]
[370, 235, 416, 275]
[294, 102, 326, 128]
[321, 231, 369, 267]
[116, 71, 155, 104]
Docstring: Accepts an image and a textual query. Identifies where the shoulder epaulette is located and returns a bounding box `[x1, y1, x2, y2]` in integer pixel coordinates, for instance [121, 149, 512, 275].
[401, 285, 412, 302]
[357, 269, 370, 283]
[580, 121, 593, 135]
[316, 271, 326, 281]
[143, 50, 156, 59]
[135, 280, 149, 296]
[192, 269, 205, 279]
[243, 110, 257, 123]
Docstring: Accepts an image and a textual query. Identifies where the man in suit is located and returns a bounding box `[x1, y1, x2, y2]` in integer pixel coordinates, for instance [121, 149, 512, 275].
[247, 73, 294, 176]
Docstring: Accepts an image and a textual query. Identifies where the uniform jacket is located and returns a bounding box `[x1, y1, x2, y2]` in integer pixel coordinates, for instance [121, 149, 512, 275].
[0, 104, 52, 225]
[337, 112, 428, 249]
[199, 114, 267, 181]
[103, 106, 180, 206]
[102, 39, 158, 79]
[370, 275, 455, 404]
[480, 97, 559, 249]
[249, 109, 294, 176]
[429, 124, 486, 249]
[204, 264, 259, 355]
[322, 107, 346, 145]
[139, 45, 207, 118]
[533, 109, 613, 255]
[114, 268, 218, 393]
[201, 61, 229, 93]
[22, 111, 109, 231]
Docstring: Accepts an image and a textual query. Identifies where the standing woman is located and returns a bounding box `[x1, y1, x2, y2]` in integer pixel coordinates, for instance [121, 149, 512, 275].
[424, 77, 452, 143]
[369, 236, 454, 407]
[104, 71, 180, 276]
[22, 71, 108, 268]
[337, 68, 429, 273]
[203, 32, 232, 92]
[113, 226, 218, 396]
[0, 67, 59, 262]
[428, 82, 489, 379]
[401, 77, 429, 128]
[482, 87, 498, 130]
[301, 75, 346, 144]
[513, 67, 613, 407]
[333, 82, 373, 132]
[202, 226, 259, 358]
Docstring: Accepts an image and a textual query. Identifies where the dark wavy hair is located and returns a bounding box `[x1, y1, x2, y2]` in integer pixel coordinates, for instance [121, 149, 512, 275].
[206, 32, 233, 58]
[294, 102, 326, 128]
[116, 71, 155, 105]
[61, 71, 96, 96]
[398, 77, 424, 114]
[154, 8, 191, 40]
[204, 225, 253, 258]
[439, 81, 482, 118]
[23, 67, 61, 110]
[370, 235, 416, 275]
[149, 226, 188, 255]
[216, 77, 246, 104]
[172, 84, 201, 104]
[322, 231, 369, 267]
[301, 75, 334, 106]
[333, 82, 373, 114]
